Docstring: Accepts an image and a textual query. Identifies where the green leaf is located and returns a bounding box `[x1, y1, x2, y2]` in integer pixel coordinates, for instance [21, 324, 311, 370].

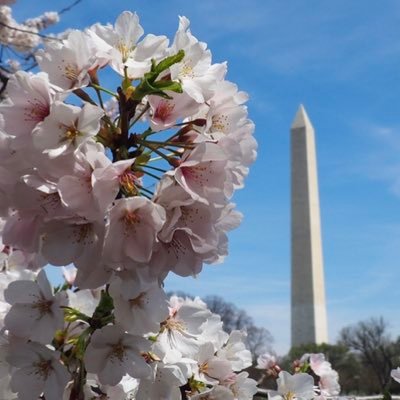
[382, 390, 392, 400]
[92, 290, 114, 320]
[131, 51, 185, 101]
[133, 77, 183, 101]
[298, 362, 310, 373]
[153, 80, 183, 93]
[153, 50, 185, 76]
[135, 152, 151, 165]
[75, 328, 91, 360]
[132, 77, 164, 100]
[63, 307, 90, 323]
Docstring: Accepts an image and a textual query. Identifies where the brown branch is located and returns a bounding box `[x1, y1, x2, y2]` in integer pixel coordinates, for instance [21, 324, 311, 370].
[0, 71, 9, 97]
[58, 0, 83, 15]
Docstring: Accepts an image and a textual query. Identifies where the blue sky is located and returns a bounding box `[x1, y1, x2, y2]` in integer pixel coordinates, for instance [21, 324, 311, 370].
[12, 0, 400, 354]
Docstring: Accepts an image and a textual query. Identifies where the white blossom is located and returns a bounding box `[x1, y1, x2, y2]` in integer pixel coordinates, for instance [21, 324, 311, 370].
[7, 341, 69, 400]
[269, 371, 315, 400]
[84, 325, 152, 385]
[391, 367, 400, 383]
[4, 269, 67, 343]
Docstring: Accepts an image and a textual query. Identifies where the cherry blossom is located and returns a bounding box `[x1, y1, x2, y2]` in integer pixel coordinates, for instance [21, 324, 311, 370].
[220, 371, 258, 400]
[4, 269, 67, 343]
[89, 11, 168, 78]
[157, 295, 212, 358]
[269, 371, 315, 400]
[190, 385, 234, 400]
[169, 16, 226, 103]
[136, 361, 190, 400]
[36, 30, 99, 91]
[109, 269, 169, 335]
[104, 197, 166, 263]
[84, 324, 152, 385]
[169, 141, 228, 204]
[257, 352, 278, 370]
[7, 341, 69, 400]
[195, 342, 233, 384]
[148, 90, 201, 131]
[392, 367, 400, 383]
[216, 330, 252, 372]
[302, 353, 340, 397]
[0, 71, 53, 139]
[57, 148, 112, 219]
[33, 101, 104, 158]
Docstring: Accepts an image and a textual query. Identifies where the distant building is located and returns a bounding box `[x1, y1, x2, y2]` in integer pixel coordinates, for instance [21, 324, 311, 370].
[290, 105, 328, 347]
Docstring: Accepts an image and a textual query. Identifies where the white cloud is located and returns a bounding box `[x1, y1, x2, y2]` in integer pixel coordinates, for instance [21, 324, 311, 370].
[347, 120, 400, 197]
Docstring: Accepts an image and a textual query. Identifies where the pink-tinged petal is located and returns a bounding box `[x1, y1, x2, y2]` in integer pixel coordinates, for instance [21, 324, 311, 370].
[4, 280, 41, 304]
[0, 71, 52, 138]
[42, 221, 99, 266]
[4, 303, 42, 339]
[98, 358, 125, 386]
[84, 347, 110, 374]
[6, 343, 40, 367]
[2, 212, 42, 253]
[153, 231, 203, 277]
[22, 174, 57, 194]
[36, 269, 53, 299]
[33, 101, 102, 158]
[91, 167, 120, 212]
[77, 103, 104, 133]
[207, 357, 233, 381]
[134, 34, 168, 61]
[29, 313, 60, 343]
[90, 325, 125, 347]
[74, 259, 113, 289]
[43, 363, 70, 400]
[115, 11, 143, 46]
[148, 91, 200, 131]
[124, 223, 154, 262]
[58, 175, 92, 213]
[124, 354, 152, 379]
[10, 366, 45, 400]
[36, 30, 97, 91]
[104, 198, 165, 263]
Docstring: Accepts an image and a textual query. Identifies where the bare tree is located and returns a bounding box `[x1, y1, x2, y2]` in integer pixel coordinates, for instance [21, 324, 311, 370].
[204, 295, 273, 358]
[0, 0, 83, 95]
[339, 317, 400, 391]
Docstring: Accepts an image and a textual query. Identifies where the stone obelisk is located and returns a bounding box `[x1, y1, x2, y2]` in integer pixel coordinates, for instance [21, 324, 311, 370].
[291, 105, 328, 347]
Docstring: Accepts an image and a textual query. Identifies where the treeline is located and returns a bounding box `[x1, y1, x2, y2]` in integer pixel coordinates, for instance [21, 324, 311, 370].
[168, 293, 399, 395]
[280, 317, 400, 395]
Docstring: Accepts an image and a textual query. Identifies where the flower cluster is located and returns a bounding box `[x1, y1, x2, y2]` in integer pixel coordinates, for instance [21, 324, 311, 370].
[0, 4, 59, 52]
[298, 353, 340, 398]
[256, 352, 341, 400]
[0, 266, 257, 399]
[0, 10, 256, 288]
[0, 10, 257, 399]
[0, 0, 64, 91]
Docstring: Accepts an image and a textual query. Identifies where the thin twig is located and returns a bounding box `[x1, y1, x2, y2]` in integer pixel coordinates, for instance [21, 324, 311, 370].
[129, 103, 150, 128]
[0, 21, 62, 41]
[139, 164, 168, 173]
[58, 0, 83, 15]
[140, 169, 161, 181]
[0, 1, 83, 45]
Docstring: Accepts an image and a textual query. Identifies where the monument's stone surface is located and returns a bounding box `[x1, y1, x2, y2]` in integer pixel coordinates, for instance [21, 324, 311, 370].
[291, 105, 328, 347]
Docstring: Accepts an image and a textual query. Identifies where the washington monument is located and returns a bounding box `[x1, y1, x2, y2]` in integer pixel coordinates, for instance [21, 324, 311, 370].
[291, 105, 328, 347]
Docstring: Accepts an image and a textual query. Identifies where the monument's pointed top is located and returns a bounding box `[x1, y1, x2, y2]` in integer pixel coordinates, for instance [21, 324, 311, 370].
[291, 104, 313, 130]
